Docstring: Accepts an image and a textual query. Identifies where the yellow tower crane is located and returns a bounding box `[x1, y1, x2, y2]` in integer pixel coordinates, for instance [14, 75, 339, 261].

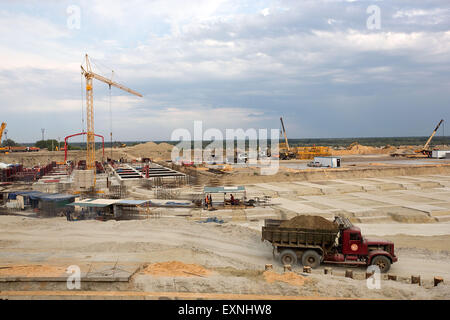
[0, 122, 6, 142]
[0, 122, 7, 152]
[80, 54, 143, 188]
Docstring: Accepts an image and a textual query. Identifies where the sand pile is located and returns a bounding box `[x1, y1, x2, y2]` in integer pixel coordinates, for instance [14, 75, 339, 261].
[141, 261, 211, 277]
[280, 215, 338, 231]
[0, 265, 66, 277]
[332, 143, 397, 156]
[263, 271, 307, 286]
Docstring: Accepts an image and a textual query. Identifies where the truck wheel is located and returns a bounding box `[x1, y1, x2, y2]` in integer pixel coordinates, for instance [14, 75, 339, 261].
[371, 256, 391, 273]
[301, 250, 321, 269]
[279, 249, 298, 266]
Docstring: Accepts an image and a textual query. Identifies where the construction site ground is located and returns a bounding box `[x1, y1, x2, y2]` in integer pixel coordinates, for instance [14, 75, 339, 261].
[1, 148, 450, 300]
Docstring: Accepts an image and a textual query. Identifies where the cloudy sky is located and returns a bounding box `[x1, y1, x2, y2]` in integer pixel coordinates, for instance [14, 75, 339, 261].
[1, 0, 449, 142]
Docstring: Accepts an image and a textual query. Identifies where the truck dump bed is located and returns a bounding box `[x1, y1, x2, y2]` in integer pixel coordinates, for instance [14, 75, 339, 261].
[262, 219, 339, 249]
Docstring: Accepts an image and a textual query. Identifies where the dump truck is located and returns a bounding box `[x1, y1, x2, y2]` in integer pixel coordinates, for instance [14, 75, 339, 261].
[262, 216, 397, 272]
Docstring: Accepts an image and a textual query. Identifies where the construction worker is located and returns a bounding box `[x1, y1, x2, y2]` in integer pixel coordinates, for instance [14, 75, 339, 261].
[208, 194, 213, 208]
[230, 194, 235, 205]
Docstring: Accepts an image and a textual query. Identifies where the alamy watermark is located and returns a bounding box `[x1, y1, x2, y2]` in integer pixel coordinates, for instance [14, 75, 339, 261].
[67, 5, 81, 30]
[66, 265, 81, 290]
[366, 265, 381, 290]
[366, 5, 381, 30]
[171, 121, 280, 175]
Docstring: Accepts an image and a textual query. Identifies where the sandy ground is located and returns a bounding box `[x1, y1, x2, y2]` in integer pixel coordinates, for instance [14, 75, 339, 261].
[0, 215, 448, 299]
[1, 147, 449, 299]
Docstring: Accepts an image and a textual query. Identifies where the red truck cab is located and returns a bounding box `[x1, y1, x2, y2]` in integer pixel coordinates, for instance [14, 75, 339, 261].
[324, 224, 397, 272]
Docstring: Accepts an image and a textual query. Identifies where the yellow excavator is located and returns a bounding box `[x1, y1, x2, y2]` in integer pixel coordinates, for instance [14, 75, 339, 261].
[415, 119, 444, 157]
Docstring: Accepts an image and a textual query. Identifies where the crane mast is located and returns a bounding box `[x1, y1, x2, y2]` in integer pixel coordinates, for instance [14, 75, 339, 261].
[423, 119, 444, 151]
[280, 117, 290, 151]
[0, 122, 6, 143]
[80, 54, 142, 188]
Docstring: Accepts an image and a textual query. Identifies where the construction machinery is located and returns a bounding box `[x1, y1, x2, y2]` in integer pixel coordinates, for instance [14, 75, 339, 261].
[262, 216, 397, 273]
[414, 119, 444, 157]
[278, 117, 331, 160]
[64, 132, 105, 163]
[0, 123, 7, 152]
[279, 117, 296, 160]
[0, 122, 6, 143]
[80, 54, 142, 188]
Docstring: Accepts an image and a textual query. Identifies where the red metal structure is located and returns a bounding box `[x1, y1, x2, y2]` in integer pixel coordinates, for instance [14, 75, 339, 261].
[64, 132, 105, 162]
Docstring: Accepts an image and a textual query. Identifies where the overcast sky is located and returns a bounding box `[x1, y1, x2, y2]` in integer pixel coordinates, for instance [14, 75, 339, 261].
[1, 0, 449, 142]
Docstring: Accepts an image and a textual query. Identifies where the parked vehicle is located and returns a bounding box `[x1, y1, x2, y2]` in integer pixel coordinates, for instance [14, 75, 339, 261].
[262, 216, 397, 273]
[307, 161, 322, 167]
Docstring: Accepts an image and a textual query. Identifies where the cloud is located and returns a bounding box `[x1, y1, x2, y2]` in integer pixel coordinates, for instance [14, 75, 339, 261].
[0, 0, 449, 141]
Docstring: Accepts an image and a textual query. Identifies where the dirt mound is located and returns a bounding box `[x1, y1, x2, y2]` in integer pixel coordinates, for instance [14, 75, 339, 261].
[332, 143, 397, 156]
[263, 271, 307, 286]
[123, 141, 174, 160]
[141, 261, 211, 277]
[280, 215, 338, 231]
[128, 142, 173, 153]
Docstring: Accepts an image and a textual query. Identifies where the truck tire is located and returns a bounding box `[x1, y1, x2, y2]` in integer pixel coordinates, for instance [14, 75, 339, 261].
[371, 256, 391, 273]
[279, 249, 298, 266]
[301, 250, 321, 269]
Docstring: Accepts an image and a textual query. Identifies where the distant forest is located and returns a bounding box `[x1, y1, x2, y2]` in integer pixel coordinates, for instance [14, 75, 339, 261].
[24, 135, 449, 150]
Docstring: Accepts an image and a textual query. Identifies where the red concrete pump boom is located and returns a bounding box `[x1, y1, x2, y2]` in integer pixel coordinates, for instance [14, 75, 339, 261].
[64, 132, 104, 162]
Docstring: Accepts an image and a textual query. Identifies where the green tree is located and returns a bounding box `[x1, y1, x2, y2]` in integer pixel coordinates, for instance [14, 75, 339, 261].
[1, 139, 19, 147]
[35, 139, 59, 151]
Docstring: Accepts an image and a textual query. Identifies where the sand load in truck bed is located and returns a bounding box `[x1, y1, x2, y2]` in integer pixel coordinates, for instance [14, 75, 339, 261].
[279, 215, 338, 231]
